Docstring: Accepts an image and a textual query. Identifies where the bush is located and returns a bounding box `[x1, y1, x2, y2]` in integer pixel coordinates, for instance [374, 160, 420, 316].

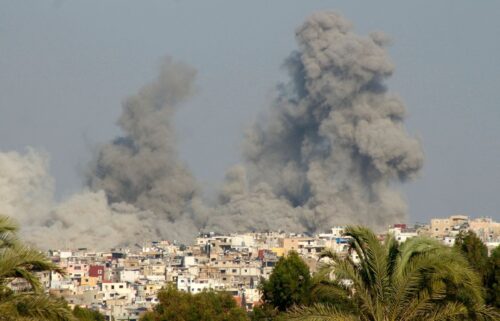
[140, 286, 249, 321]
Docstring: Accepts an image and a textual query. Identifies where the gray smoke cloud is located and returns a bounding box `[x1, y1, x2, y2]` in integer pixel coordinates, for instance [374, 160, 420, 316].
[87, 57, 201, 227]
[1, 11, 423, 248]
[0, 149, 168, 249]
[210, 11, 424, 233]
[0, 58, 203, 249]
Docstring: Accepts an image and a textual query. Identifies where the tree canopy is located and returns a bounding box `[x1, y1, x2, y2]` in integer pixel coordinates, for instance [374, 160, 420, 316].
[0, 215, 75, 321]
[288, 226, 499, 321]
[485, 245, 500, 308]
[454, 230, 500, 309]
[260, 251, 312, 312]
[454, 230, 489, 278]
[140, 285, 249, 321]
[73, 306, 105, 321]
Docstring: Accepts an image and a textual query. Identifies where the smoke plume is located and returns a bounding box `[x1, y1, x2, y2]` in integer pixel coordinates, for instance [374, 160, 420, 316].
[87, 58, 199, 224]
[1, 11, 423, 248]
[210, 12, 423, 233]
[0, 148, 202, 249]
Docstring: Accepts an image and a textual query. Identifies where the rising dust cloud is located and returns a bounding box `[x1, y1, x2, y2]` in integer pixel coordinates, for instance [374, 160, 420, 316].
[0, 12, 423, 249]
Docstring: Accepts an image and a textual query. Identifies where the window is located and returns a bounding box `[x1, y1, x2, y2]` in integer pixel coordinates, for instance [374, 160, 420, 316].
[111, 285, 115, 289]
[119, 285, 123, 289]
[232, 269, 237, 273]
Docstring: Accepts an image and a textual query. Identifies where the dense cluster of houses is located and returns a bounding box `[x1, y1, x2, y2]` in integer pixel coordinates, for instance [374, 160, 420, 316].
[31, 215, 499, 321]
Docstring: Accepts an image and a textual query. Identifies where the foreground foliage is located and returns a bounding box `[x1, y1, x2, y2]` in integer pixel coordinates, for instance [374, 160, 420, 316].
[73, 306, 105, 321]
[485, 245, 500, 308]
[454, 230, 500, 308]
[140, 285, 249, 321]
[288, 226, 499, 321]
[260, 251, 312, 312]
[0, 215, 75, 321]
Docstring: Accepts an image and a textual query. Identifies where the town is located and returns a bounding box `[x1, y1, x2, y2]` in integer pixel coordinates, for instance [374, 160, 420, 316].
[23, 215, 499, 321]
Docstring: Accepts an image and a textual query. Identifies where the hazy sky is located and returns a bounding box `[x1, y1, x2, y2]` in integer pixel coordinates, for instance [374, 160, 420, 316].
[1, 1, 499, 224]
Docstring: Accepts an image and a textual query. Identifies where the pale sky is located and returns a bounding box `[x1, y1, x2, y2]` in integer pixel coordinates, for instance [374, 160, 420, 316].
[1, 0, 499, 224]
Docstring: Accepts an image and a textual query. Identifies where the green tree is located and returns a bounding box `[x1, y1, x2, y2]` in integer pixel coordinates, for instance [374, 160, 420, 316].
[288, 226, 499, 321]
[140, 285, 249, 321]
[250, 303, 287, 321]
[454, 230, 489, 280]
[485, 245, 500, 308]
[0, 215, 75, 321]
[73, 306, 105, 321]
[453, 230, 500, 310]
[260, 251, 312, 312]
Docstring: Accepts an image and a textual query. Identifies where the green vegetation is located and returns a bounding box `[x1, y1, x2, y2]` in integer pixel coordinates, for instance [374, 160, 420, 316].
[2, 212, 499, 321]
[454, 230, 500, 309]
[0, 215, 75, 321]
[260, 251, 312, 311]
[485, 245, 500, 308]
[72, 306, 105, 321]
[454, 230, 489, 281]
[140, 285, 249, 321]
[251, 251, 312, 320]
[286, 226, 499, 321]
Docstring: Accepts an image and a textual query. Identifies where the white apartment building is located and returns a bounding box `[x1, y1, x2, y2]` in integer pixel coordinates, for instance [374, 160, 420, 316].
[101, 282, 135, 304]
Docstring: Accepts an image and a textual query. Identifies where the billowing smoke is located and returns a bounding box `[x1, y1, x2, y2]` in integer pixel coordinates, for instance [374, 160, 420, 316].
[210, 12, 423, 233]
[0, 149, 198, 249]
[87, 58, 199, 224]
[0, 58, 203, 249]
[1, 11, 423, 248]
[0, 149, 54, 229]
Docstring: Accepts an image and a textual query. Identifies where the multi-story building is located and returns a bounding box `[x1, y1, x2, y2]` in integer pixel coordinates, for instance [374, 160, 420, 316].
[430, 215, 468, 238]
[37, 214, 498, 320]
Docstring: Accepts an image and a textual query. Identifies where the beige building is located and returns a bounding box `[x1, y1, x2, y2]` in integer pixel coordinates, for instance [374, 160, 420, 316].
[430, 215, 468, 238]
[80, 276, 99, 287]
[469, 217, 500, 242]
[281, 237, 313, 254]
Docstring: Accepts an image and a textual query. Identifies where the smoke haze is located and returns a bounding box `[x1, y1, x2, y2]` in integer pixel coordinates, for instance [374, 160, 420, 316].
[0, 12, 423, 248]
[216, 12, 424, 232]
[87, 58, 200, 226]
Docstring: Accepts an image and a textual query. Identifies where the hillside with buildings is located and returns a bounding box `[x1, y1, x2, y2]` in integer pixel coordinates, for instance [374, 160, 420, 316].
[24, 215, 499, 321]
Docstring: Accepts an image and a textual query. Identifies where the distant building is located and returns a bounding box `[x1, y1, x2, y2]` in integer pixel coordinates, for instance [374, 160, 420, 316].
[430, 215, 468, 238]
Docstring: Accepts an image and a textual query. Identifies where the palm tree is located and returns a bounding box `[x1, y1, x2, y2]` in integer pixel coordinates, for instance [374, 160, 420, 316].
[0, 215, 75, 321]
[289, 226, 499, 321]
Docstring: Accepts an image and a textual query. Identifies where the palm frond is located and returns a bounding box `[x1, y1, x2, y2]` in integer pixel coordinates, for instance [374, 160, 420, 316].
[421, 301, 468, 321]
[0, 216, 19, 250]
[287, 303, 359, 321]
[343, 226, 392, 311]
[0, 245, 61, 291]
[0, 292, 75, 321]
